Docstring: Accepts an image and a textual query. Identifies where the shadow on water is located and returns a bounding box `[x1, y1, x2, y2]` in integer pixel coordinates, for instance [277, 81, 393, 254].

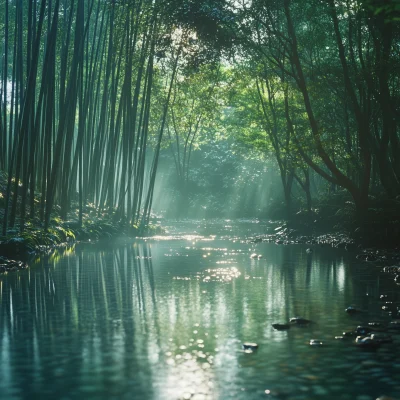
[1, 220, 400, 400]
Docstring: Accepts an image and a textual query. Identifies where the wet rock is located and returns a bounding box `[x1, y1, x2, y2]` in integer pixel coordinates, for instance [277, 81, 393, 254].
[272, 323, 290, 330]
[306, 248, 313, 254]
[290, 317, 312, 325]
[356, 326, 372, 335]
[242, 342, 258, 351]
[355, 336, 380, 349]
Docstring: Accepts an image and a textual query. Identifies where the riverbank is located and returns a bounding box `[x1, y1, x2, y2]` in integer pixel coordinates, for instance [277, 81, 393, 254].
[0, 170, 166, 272]
[1, 211, 399, 274]
[0, 211, 164, 273]
[244, 217, 400, 305]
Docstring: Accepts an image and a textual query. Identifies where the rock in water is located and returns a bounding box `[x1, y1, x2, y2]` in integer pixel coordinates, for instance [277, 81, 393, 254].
[272, 323, 290, 330]
[356, 326, 372, 335]
[242, 342, 258, 351]
[355, 336, 380, 349]
[290, 317, 311, 325]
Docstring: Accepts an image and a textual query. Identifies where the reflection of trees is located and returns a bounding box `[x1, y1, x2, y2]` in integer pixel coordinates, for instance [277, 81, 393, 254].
[0, 236, 392, 398]
[0, 241, 160, 398]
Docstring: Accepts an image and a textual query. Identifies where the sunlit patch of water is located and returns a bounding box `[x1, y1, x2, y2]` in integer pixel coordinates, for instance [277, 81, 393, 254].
[146, 234, 216, 242]
[200, 247, 227, 252]
[199, 267, 241, 283]
[160, 330, 217, 399]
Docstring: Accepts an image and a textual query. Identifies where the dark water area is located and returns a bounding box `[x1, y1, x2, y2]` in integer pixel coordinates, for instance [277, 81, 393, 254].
[1, 220, 399, 400]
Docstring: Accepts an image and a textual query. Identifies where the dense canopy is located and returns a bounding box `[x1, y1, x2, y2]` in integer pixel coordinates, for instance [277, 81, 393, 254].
[0, 0, 399, 233]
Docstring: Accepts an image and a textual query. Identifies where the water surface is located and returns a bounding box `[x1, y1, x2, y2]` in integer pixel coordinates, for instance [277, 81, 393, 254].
[1, 220, 399, 400]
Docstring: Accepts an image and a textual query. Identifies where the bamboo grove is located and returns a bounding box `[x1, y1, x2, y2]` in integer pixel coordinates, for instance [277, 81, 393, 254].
[225, 0, 400, 216]
[1, 0, 399, 232]
[0, 0, 189, 233]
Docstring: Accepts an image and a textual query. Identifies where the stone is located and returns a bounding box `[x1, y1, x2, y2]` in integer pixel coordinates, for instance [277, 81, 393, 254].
[356, 326, 372, 335]
[355, 336, 380, 349]
[272, 323, 290, 330]
[290, 317, 312, 325]
[242, 342, 258, 350]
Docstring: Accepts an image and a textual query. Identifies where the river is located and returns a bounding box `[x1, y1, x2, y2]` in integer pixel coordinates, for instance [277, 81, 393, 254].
[1, 220, 399, 400]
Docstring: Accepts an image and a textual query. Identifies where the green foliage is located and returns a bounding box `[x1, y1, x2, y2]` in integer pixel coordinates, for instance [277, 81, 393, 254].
[364, 0, 400, 21]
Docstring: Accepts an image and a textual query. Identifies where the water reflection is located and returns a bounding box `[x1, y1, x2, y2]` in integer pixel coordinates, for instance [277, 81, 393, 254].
[1, 223, 400, 399]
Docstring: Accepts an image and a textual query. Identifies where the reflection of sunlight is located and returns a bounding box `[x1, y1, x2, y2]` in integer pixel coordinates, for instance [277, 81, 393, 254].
[162, 350, 215, 400]
[1, 326, 11, 389]
[145, 235, 216, 242]
[336, 261, 346, 292]
[199, 267, 241, 283]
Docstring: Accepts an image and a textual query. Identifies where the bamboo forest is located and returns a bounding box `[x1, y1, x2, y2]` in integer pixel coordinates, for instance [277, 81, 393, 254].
[1, 1, 400, 399]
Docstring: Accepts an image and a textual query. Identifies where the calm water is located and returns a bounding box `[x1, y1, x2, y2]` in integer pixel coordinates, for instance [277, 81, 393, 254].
[1, 220, 399, 400]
